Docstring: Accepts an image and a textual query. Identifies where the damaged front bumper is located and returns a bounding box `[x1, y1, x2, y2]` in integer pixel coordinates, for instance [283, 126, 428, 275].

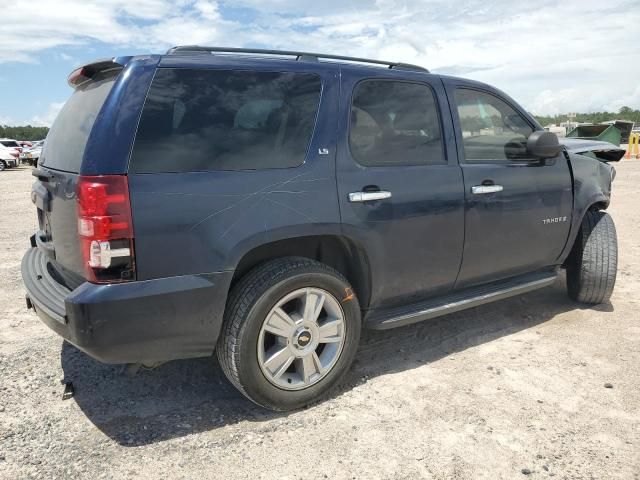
[560, 138, 626, 162]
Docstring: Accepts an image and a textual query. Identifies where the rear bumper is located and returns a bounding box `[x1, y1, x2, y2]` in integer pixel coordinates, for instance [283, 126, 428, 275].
[21, 247, 233, 364]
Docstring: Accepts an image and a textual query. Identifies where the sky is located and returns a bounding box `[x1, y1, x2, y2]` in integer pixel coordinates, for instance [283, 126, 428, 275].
[1, 0, 639, 127]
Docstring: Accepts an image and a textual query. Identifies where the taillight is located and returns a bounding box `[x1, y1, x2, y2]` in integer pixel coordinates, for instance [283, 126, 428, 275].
[77, 175, 135, 283]
[68, 67, 89, 87]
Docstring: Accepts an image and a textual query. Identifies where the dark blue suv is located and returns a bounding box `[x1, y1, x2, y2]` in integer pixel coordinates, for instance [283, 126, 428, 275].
[22, 47, 620, 410]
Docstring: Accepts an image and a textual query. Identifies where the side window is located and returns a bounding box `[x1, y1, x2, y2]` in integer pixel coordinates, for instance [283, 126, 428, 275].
[349, 80, 445, 167]
[454, 89, 534, 162]
[130, 69, 322, 173]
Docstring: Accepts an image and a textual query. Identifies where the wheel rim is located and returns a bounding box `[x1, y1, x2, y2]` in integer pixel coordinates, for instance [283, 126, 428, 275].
[257, 287, 346, 391]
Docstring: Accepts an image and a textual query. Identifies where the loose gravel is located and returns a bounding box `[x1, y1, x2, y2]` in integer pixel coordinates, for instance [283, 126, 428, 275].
[1, 164, 639, 479]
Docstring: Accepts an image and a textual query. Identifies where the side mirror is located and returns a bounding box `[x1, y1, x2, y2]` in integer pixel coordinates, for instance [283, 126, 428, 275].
[527, 131, 563, 159]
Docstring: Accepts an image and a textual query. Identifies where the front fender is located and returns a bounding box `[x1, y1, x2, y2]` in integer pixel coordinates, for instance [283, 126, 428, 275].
[558, 152, 614, 263]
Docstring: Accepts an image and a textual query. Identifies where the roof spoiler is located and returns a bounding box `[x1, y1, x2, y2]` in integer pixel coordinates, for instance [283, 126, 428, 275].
[67, 56, 133, 88]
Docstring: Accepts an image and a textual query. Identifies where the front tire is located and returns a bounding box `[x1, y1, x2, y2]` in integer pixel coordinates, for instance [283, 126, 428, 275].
[217, 257, 361, 411]
[566, 210, 617, 304]
[0, 161, 5, 172]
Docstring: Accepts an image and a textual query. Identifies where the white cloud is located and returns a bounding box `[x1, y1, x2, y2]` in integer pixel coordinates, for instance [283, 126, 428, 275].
[29, 102, 66, 127]
[2, 0, 640, 117]
[0, 115, 18, 126]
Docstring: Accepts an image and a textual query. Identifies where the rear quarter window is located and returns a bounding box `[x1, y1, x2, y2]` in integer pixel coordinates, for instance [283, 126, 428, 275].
[129, 69, 322, 173]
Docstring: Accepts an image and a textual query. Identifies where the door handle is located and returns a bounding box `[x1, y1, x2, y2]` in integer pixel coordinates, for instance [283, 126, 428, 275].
[471, 185, 503, 195]
[348, 191, 392, 202]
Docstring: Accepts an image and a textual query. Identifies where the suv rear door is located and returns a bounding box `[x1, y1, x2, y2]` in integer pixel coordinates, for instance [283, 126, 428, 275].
[445, 80, 572, 288]
[336, 69, 465, 311]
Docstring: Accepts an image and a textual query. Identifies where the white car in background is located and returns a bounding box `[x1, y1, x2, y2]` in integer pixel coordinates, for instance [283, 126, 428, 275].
[21, 140, 44, 167]
[0, 139, 22, 171]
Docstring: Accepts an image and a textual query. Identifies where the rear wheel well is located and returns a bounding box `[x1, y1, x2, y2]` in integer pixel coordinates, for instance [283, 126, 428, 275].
[231, 236, 371, 309]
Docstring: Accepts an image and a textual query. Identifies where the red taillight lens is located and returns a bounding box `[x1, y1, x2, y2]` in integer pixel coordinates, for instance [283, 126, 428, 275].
[77, 175, 135, 283]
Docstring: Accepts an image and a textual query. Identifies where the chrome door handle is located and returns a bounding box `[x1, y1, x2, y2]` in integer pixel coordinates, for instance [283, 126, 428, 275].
[471, 185, 503, 195]
[348, 191, 392, 202]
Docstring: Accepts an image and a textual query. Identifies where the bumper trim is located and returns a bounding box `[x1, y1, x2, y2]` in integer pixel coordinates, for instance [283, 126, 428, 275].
[22, 247, 233, 364]
[22, 247, 69, 324]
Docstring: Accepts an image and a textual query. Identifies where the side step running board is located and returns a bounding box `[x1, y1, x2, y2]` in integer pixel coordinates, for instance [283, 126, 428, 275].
[367, 271, 558, 330]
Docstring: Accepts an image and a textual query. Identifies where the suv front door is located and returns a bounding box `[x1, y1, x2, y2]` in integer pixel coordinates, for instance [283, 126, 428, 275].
[336, 70, 465, 311]
[446, 82, 572, 288]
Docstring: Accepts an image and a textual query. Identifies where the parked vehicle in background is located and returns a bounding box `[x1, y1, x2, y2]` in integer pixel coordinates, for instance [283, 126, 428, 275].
[18, 140, 33, 149]
[0, 139, 21, 170]
[544, 125, 567, 137]
[21, 48, 620, 411]
[21, 140, 44, 167]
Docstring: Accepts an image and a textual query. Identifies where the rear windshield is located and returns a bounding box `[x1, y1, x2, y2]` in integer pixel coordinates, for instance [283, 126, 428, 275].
[1, 141, 19, 147]
[41, 77, 116, 172]
[129, 69, 322, 173]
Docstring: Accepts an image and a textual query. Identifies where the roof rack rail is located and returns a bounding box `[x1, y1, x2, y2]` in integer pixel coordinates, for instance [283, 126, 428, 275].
[166, 46, 429, 73]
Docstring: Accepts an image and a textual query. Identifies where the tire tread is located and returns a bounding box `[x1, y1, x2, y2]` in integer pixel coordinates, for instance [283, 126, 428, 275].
[217, 257, 352, 408]
[567, 210, 617, 304]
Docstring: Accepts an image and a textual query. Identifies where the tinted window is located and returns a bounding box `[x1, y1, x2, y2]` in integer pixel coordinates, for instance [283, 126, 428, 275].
[454, 89, 534, 162]
[1, 141, 19, 147]
[41, 77, 116, 172]
[130, 69, 322, 173]
[349, 80, 444, 167]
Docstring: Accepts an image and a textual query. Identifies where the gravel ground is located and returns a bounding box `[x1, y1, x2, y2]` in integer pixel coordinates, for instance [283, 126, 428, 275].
[1, 163, 639, 479]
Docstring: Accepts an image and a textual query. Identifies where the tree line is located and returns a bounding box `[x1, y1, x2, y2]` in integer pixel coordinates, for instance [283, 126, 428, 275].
[532, 106, 640, 127]
[0, 125, 50, 141]
[2, 106, 639, 141]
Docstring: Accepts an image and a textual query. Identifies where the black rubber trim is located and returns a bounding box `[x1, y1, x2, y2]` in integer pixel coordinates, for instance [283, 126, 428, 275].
[21, 247, 70, 324]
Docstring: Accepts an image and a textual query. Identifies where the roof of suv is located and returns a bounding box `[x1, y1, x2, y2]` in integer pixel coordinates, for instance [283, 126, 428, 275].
[156, 46, 499, 94]
[162, 45, 430, 74]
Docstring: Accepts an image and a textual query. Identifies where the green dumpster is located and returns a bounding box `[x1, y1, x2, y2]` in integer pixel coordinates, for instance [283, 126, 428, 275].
[566, 124, 622, 146]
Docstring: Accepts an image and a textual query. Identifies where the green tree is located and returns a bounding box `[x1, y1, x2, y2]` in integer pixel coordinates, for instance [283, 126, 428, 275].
[0, 125, 49, 141]
[532, 108, 640, 127]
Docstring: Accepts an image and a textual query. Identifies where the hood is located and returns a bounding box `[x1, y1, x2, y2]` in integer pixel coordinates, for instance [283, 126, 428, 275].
[559, 137, 625, 162]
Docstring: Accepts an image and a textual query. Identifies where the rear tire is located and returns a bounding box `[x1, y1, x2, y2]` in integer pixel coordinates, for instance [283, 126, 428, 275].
[217, 257, 361, 411]
[566, 210, 617, 304]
